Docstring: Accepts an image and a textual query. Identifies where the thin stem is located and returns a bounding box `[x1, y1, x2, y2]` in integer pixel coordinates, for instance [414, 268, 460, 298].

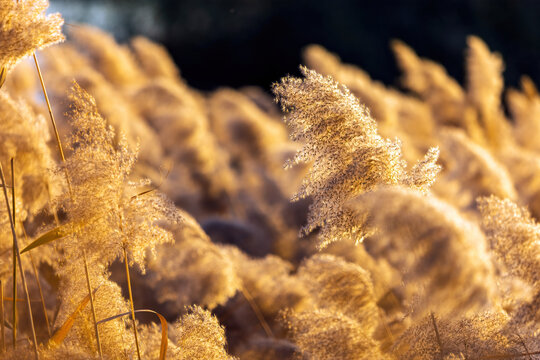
[377, 307, 394, 345]
[10, 162, 16, 349]
[0, 280, 5, 353]
[20, 223, 51, 338]
[32, 53, 73, 196]
[0, 162, 39, 360]
[3, 298, 41, 303]
[240, 285, 274, 338]
[430, 312, 443, 359]
[83, 250, 102, 358]
[46, 183, 60, 227]
[0, 66, 6, 89]
[28, 252, 51, 338]
[516, 332, 532, 360]
[51, 302, 61, 330]
[123, 248, 141, 360]
[33, 52, 103, 353]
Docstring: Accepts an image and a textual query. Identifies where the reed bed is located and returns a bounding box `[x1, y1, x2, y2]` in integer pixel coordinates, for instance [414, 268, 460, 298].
[1, 1, 540, 359]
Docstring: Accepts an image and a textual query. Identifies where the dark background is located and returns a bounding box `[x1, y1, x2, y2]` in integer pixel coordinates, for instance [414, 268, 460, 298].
[51, 0, 540, 92]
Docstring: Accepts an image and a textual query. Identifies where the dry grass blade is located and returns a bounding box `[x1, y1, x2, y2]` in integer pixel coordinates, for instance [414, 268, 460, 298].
[20, 223, 76, 254]
[97, 309, 168, 360]
[130, 163, 172, 200]
[20, 224, 103, 356]
[20, 223, 103, 354]
[22, 214, 118, 254]
[3, 298, 42, 303]
[0, 161, 39, 359]
[48, 285, 101, 348]
[131, 188, 158, 199]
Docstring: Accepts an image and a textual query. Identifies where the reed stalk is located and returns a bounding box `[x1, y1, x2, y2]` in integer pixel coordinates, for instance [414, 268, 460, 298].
[10, 161, 16, 349]
[83, 250, 102, 357]
[19, 222, 52, 338]
[0, 162, 39, 360]
[32, 52, 102, 357]
[123, 248, 141, 360]
[32, 53, 72, 195]
[240, 285, 274, 338]
[28, 252, 51, 338]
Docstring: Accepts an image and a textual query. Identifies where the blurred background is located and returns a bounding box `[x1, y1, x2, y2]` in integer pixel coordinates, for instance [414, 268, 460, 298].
[50, 0, 540, 91]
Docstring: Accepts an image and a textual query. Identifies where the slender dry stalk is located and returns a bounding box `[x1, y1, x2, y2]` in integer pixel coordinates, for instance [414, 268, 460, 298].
[0, 280, 5, 353]
[430, 312, 443, 360]
[18, 222, 52, 338]
[28, 252, 50, 338]
[3, 298, 42, 303]
[32, 53, 72, 195]
[240, 285, 274, 338]
[377, 307, 394, 345]
[0, 67, 5, 89]
[32, 52, 102, 356]
[0, 162, 38, 360]
[124, 247, 141, 360]
[515, 333, 532, 360]
[83, 250, 102, 358]
[10, 160, 16, 349]
[46, 183, 60, 226]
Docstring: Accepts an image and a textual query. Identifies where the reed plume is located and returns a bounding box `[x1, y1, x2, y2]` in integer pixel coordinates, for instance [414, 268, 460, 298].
[349, 186, 497, 316]
[170, 305, 237, 360]
[0, 0, 64, 71]
[273, 66, 440, 248]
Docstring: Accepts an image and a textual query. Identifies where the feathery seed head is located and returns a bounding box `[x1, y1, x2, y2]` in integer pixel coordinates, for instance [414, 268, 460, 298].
[171, 305, 237, 360]
[0, 0, 64, 70]
[55, 82, 181, 272]
[273, 67, 440, 247]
